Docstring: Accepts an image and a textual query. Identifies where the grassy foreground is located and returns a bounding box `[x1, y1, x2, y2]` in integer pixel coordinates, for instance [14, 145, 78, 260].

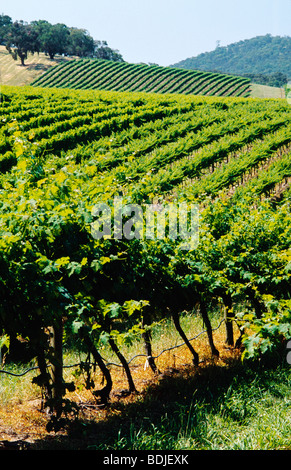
[0, 313, 290, 450]
[92, 365, 291, 451]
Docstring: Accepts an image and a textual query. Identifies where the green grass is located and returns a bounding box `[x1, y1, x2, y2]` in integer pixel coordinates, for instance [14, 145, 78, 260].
[0, 362, 40, 406]
[86, 364, 291, 451]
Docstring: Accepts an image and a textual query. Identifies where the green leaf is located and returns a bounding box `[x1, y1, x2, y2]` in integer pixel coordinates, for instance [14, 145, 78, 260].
[72, 319, 84, 334]
[105, 302, 121, 319]
[99, 331, 110, 346]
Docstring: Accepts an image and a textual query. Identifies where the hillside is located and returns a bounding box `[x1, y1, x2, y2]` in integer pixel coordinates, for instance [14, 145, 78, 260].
[0, 45, 76, 87]
[31, 59, 251, 97]
[250, 83, 285, 99]
[172, 35, 291, 78]
[1, 45, 285, 99]
[0, 85, 290, 447]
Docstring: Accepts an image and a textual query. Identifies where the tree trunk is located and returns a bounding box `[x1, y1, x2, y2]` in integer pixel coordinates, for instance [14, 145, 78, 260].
[49, 320, 64, 419]
[36, 347, 52, 410]
[222, 294, 234, 346]
[82, 331, 112, 404]
[172, 311, 199, 366]
[142, 327, 159, 374]
[109, 337, 137, 393]
[199, 299, 219, 357]
[142, 313, 159, 374]
[18, 51, 26, 66]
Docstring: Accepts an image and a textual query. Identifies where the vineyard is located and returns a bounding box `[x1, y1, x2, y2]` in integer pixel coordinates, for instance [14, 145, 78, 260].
[0, 85, 290, 437]
[32, 59, 251, 97]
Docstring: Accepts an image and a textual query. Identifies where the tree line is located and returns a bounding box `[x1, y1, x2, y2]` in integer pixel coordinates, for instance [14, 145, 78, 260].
[0, 14, 124, 66]
[240, 72, 288, 88]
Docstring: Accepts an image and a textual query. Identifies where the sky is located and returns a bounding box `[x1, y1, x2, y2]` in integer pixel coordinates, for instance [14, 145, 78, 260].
[1, 0, 290, 66]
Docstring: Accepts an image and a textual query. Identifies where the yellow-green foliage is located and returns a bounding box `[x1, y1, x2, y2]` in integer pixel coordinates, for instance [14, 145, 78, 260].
[0, 85, 290, 387]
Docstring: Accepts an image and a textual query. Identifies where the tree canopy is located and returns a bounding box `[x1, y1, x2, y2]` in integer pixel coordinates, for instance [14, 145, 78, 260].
[0, 14, 12, 44]
[31, 20, 70, 59]
[0, 14, 124, 65]
[5, 20, 39, 66]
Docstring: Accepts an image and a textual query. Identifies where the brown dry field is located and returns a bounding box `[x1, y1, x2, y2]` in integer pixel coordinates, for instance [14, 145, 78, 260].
[250, 83, 286, 99]
[0, 45, 76, 87]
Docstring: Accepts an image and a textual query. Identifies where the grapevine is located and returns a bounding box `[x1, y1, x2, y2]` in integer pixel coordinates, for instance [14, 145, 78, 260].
[0, 85, 290, 428]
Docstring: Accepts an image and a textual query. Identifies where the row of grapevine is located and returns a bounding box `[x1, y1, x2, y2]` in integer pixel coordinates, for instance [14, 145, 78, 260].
[0, 86, 290, 428]
[81, 109, 289, 199]
[32, 59, 251, 97]
[235, 147, 291, 197]
[139, 116, 291, 197]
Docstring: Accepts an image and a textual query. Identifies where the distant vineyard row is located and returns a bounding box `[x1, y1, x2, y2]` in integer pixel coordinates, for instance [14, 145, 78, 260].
[32, 59, 251, 97]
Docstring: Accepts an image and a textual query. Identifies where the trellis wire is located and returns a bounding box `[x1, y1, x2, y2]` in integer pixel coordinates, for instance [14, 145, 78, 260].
[0, 319, 226, 377]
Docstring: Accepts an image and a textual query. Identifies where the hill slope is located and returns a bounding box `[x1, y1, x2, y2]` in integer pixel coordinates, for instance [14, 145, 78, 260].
[172, 35, 291, 78]
[0, 46, 76, 87]
[250, 83, 285, 99]
[0, 86, 290, 445]
[31, 59, 251, 97]
[0, 85, 290, 199]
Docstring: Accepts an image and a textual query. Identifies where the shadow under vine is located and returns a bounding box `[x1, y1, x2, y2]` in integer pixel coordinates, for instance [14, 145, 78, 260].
[26, 356, 289, 450]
